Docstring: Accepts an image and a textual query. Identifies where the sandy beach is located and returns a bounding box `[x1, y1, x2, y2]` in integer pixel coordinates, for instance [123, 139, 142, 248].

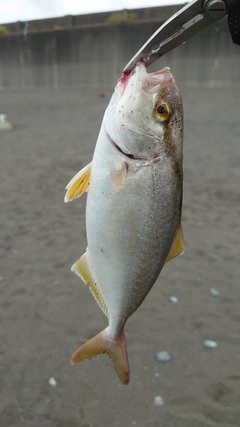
[0, 82, 240, 427]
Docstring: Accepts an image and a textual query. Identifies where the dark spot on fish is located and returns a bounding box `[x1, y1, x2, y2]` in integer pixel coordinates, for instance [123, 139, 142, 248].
[101, 248, 103, 253]
[131, 111, 133, 114]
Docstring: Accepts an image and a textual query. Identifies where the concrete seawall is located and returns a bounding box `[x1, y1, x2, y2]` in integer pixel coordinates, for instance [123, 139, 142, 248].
[0, 17, 239, 90]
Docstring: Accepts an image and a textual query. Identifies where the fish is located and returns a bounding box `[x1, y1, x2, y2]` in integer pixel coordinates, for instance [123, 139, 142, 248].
[65, 62, 184, 385]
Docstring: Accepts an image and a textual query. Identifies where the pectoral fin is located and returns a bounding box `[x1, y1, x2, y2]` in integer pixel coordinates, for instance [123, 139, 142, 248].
[71, 250, 109, 317]
[64, 162, 91, 202]
[165, 224, 184, 263]
[110, 161, 128, 191]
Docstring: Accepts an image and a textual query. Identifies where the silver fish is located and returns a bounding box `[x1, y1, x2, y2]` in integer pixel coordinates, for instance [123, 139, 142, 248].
[65, 63, 184, 385]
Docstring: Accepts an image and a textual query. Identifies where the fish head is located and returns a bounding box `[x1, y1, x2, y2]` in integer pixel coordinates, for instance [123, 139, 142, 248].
[104, 62, 183, 161]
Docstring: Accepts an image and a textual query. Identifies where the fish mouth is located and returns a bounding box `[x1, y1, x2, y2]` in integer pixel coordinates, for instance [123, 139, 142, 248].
[141, 66, 174, 94]
[117, 63, 174, 99]
[126, 63, 174, 95]
[118, 63, 170, 93]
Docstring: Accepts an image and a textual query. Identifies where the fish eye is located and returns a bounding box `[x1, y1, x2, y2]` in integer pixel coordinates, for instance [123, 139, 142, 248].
[154, 101, 170, 122]
[157, 105, 166, 114]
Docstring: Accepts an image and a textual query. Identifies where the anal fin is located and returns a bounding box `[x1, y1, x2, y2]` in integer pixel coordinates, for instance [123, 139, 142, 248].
[64, 162, 91, 202]
[165, 224, 184, 263]
[71, 251, 109, 317]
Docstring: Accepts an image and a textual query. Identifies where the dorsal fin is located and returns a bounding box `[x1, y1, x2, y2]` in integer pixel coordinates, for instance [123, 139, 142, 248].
[165, 224, 184, 263]
[64, 162, 91, 203]
[71, 250, 109, 317]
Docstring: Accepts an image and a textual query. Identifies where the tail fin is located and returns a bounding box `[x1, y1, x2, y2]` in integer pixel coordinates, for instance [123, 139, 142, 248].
[71, 328, 130, 385]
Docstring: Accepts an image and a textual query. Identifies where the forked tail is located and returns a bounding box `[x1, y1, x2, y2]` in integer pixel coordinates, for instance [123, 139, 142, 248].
[71, 327, 130, 385]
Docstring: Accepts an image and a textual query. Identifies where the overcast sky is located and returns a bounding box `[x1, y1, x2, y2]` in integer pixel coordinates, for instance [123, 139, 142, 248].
[0, 0, 189, 24]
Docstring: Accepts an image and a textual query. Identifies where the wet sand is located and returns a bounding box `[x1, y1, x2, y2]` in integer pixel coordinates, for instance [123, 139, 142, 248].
[1, 84, 240, 427]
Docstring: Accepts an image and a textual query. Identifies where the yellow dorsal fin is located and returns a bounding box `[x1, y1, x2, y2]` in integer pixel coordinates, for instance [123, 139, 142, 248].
[165, 224, 184, 263]
[71, 251, 109, 317]
[64, 162, 92, 203]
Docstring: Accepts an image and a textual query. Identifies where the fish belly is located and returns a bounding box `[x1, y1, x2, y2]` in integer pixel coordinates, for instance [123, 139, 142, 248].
[86, 134, 182, 336]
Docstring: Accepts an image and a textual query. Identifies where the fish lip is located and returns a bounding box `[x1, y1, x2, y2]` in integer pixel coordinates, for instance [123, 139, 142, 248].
[134, 63, 174, 94]
[118, 63, 172, 95]
[118, 63, 175, 97]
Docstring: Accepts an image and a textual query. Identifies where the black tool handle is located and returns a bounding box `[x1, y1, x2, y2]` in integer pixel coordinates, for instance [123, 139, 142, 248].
[228, 4, 240, 45]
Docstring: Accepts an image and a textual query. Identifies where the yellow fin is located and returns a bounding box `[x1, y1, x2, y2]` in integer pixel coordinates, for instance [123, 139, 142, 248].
[64, 162, 91, 202]
[71, 327, 130, 385]
[165, 224, 184, 263]
[71, 251, 109, 316]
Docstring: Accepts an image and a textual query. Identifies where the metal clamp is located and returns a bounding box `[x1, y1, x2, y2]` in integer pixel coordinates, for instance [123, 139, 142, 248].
[204, 0, 227, 19]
